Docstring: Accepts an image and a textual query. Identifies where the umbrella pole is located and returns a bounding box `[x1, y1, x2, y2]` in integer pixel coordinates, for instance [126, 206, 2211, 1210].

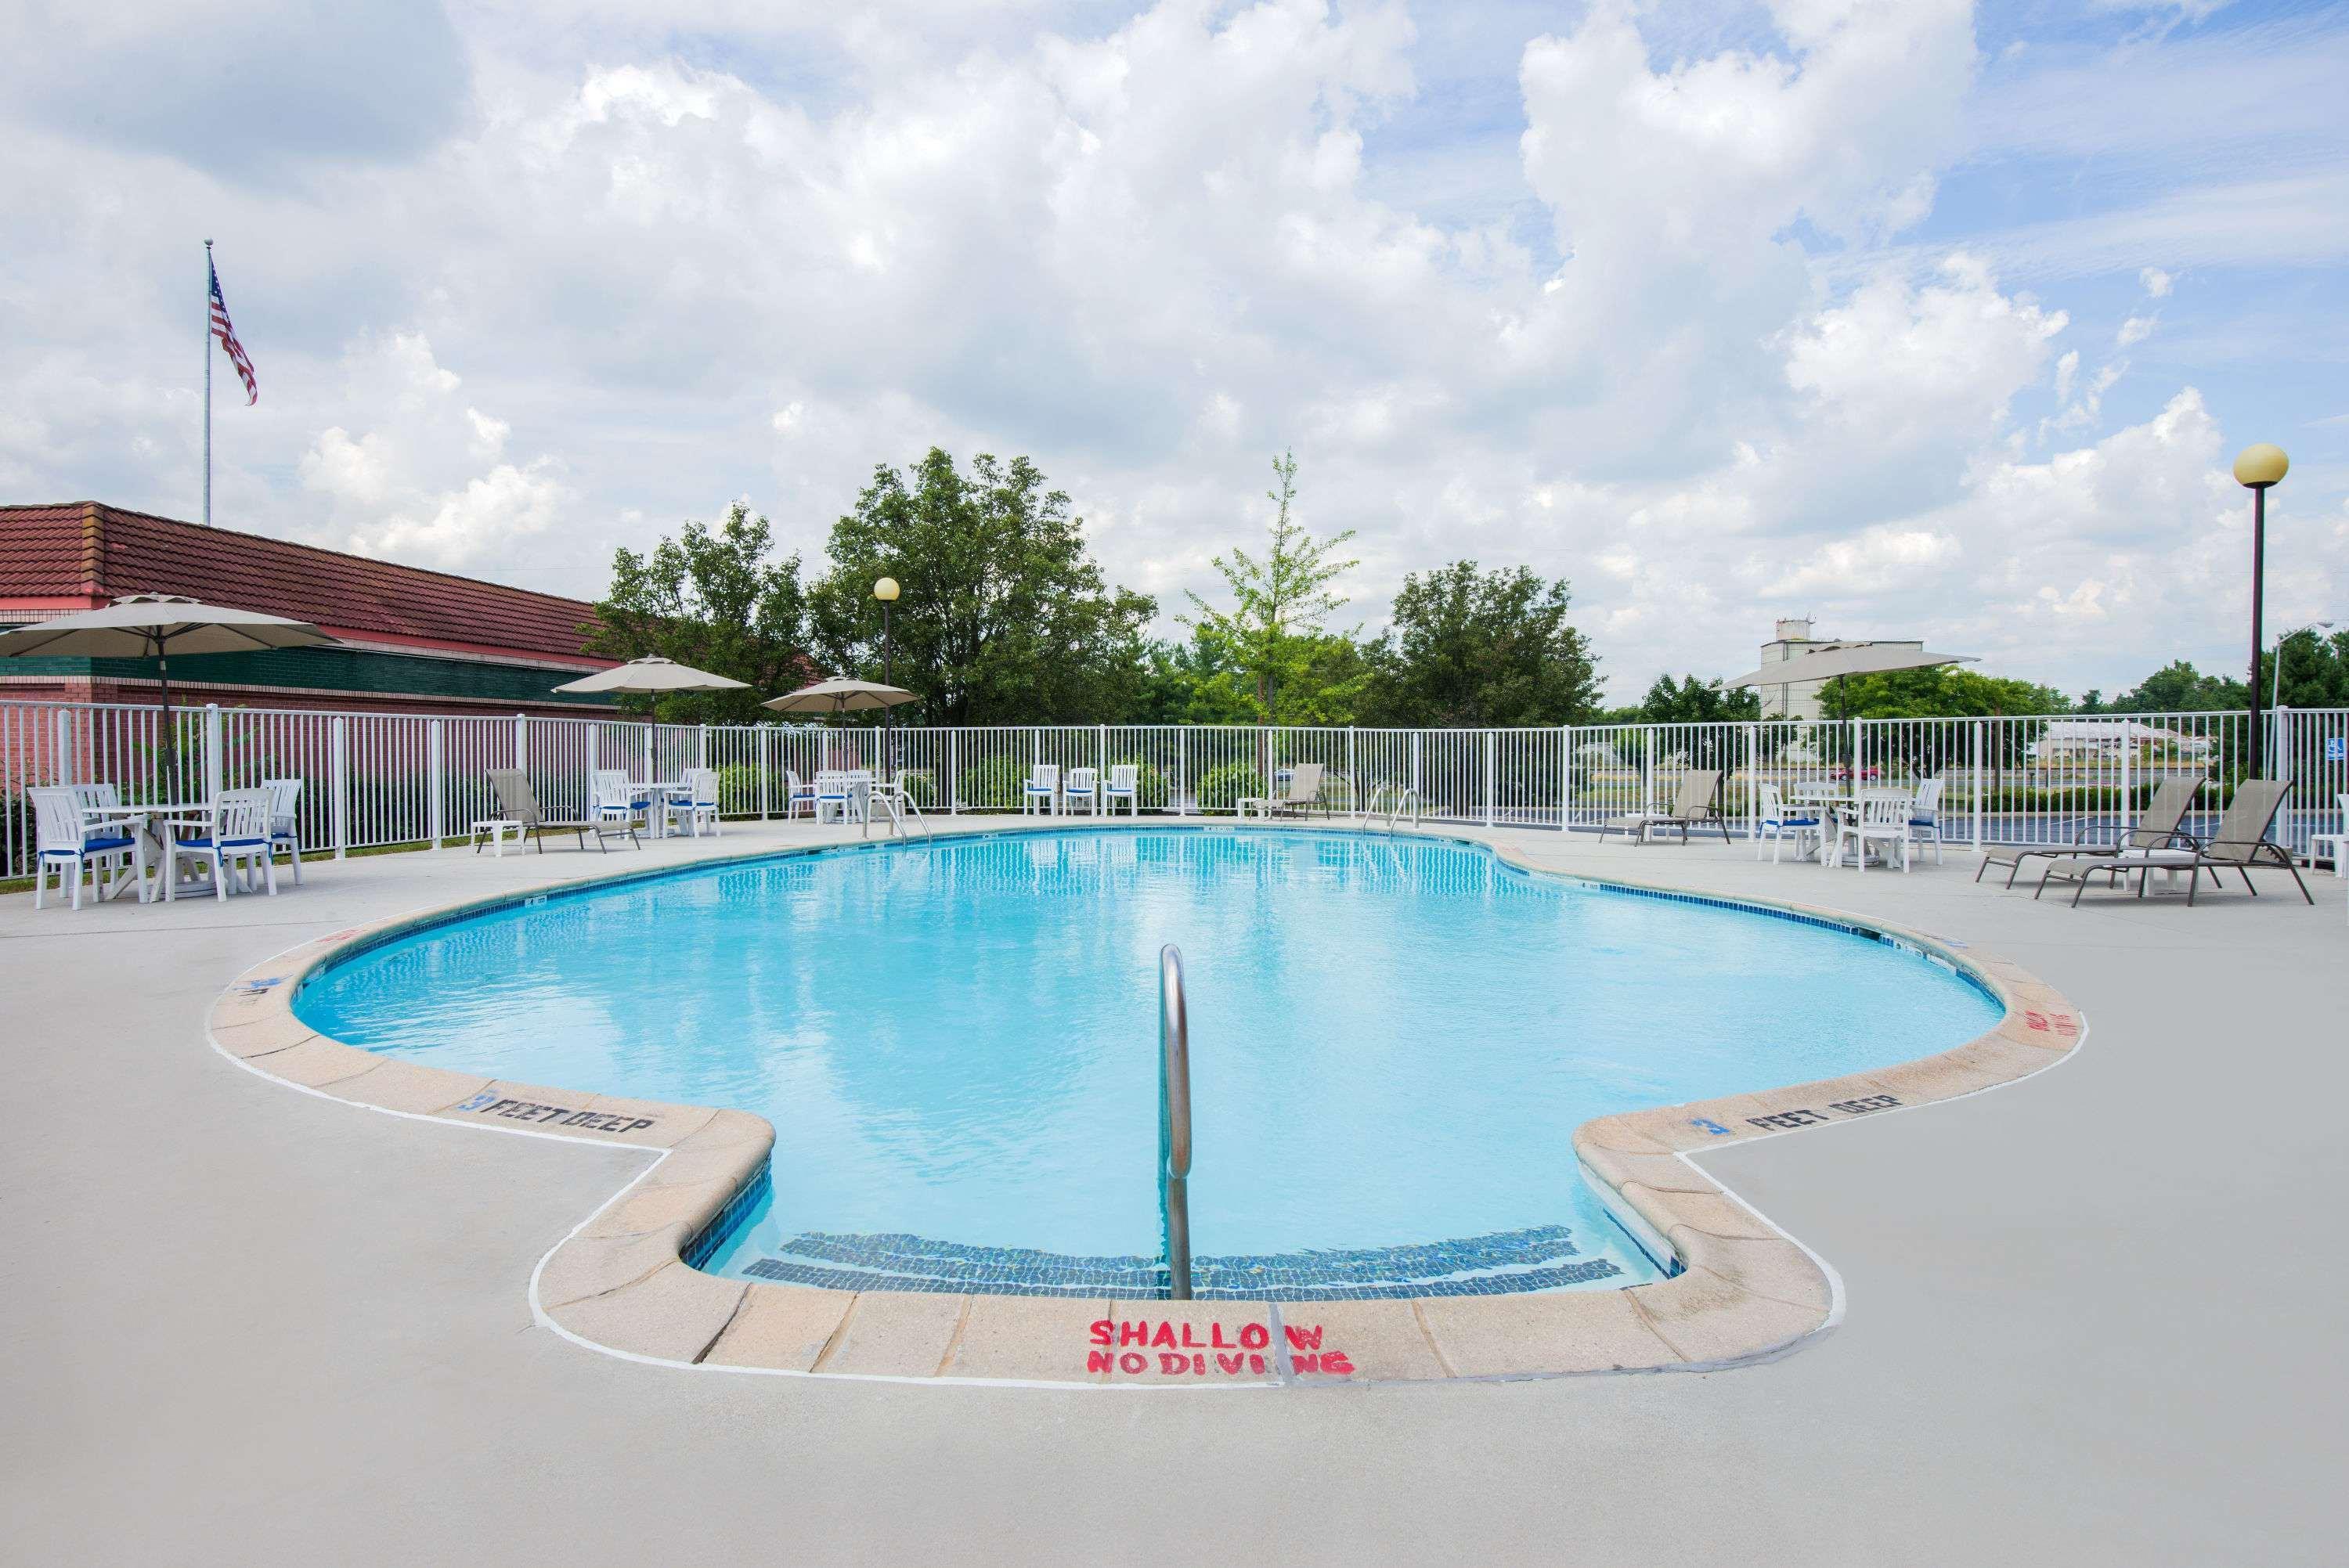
[154, 634, 181, 803]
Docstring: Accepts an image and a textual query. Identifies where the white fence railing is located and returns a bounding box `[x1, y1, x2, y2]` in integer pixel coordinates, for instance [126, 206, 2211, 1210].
[4, 700, 2345, 880]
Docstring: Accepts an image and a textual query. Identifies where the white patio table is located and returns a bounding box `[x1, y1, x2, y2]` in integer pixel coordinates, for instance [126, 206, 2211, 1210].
[80, 801, 212, 902]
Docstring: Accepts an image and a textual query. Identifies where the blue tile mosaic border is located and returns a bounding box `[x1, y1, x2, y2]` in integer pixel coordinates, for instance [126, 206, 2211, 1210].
[682, 1165, 772, 1271]
[737, 1224, 1622, 1300]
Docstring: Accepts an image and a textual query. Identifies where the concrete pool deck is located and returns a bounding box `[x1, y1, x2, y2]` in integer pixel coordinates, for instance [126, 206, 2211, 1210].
[2, 816, 2342, 1563]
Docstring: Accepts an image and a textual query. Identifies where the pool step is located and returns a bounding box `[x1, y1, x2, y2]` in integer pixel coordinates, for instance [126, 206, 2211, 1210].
[741, 1224, 1622, 1299]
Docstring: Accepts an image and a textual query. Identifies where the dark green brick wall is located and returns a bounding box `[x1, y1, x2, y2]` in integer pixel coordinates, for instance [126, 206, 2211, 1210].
[16, 646, 614, 708]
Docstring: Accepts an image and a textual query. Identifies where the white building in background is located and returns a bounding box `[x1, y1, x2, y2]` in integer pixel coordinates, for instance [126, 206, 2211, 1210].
[2028, 719, 2214, 765]
[1756, 618, 1925, 720]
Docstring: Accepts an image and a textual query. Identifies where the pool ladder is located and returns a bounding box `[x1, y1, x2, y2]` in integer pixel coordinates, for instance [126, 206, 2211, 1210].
[1160, 944, 1193, 1301]
[1369, 781, 1422, 833]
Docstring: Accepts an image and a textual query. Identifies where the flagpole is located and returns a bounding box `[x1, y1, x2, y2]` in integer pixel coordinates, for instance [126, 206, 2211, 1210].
[203, 238, 213, 528]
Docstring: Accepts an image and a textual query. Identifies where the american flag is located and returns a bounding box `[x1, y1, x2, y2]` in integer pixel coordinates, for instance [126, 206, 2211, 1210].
[208, 257, 257, 405]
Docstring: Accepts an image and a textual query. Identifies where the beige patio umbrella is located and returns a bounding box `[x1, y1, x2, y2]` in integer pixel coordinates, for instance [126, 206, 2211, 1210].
[1727, 643, 1977, 717]
[0, 593, 336, 795]
[761, 676, 920, 716]
[764, 677, 922, 783]
[553, 655, 750, 694]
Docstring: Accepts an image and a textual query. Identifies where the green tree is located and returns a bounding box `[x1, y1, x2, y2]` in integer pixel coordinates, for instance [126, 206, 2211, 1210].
[1181, 451, 1367, 723]
[2257, 628, 2348, 709]
[1636, 673, 1761, 726]
[811, 448, 1156, 725]
[1363, 561, 1600, 727]
[586, 501, 810, 723]
[2108, 660, 2247, 714]
[1817, 666, 2067, 721]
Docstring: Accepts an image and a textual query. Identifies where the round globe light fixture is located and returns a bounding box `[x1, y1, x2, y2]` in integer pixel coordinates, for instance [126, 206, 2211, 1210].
[872, 576, 900, 603]
[2232, 444, 2289, 488]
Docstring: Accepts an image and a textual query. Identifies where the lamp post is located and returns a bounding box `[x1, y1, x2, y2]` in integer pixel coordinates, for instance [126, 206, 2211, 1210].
[2233, 444, 2289, 779]
[873, 575, 900, 780]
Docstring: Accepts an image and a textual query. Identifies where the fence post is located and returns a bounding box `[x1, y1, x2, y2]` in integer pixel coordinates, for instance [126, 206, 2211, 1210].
[2117, 717, 2132, 840]
[1849, 718, 1862, 784]
[1972, 720, 1984, 849]
[428, 719, 446, 849]
[1177, 733, 1189, 816]
[643, 725, 655, 784]
[1098, 723, 1107, 790]
[1745, 723, 1759, 842]
[515, 713, 529, 774]
[948, 730, 960, 814]
[699, 723, 710, 770]
[759, 728, 771, 820]
[1482, 731, 1496, 827]
[586, 725, 598, 782]
[331, 715, 348, 861]
[1410, 732, 1422, 802]
[1643, 727, 1655, 813]
[1560, 726, 1575, 834]
[203, 704, 225, 802]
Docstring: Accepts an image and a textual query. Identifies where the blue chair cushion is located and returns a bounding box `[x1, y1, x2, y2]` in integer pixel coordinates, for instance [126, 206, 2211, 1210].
[1772, 816, 1818, 829]
[46, 837, 135, 856]
[173, 836, 268, 850]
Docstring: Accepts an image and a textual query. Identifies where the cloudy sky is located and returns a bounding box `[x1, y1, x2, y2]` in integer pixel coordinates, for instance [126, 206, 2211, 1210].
[2, 0, 2343, 701]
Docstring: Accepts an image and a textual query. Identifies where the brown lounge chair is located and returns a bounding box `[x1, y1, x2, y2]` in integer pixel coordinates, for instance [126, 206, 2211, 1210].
[1978, 775, 2201, 889]
[1599, 768, 1727, 845]
[2036, 777, 2313, 906]
[481, 768, 601, 852]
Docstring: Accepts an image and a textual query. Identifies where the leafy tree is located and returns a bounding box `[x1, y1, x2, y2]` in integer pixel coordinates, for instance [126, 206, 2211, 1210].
[810, 448, 1156, 725]
[1180, 452, 1367, 723]
[586, 502, 811, 723]
[1636, 673, 1760, 726]
[2107, 660, 2247, 714]
[2264, 627, 2349, 708]
[1362, 561, 1600, 727]
[1817, 666, 2066, 721]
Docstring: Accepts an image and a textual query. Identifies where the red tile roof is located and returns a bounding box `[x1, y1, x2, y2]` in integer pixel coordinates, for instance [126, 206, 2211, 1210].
[0, 502, 607, 665]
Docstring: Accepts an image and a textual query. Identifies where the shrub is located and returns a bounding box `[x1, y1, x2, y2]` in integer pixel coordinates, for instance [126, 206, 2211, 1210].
[898, 770, 938, 810]
[715, 763, 763, 814]
[958, 755, 1030, 811]
[1196, 761, 1264, 813]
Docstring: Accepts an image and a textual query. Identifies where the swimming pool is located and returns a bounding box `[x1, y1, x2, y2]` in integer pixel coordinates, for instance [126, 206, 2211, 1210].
[295, 828, 2001, 1301]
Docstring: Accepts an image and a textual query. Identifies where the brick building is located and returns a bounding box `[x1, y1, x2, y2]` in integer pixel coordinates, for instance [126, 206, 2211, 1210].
[0, 502, 616, 715]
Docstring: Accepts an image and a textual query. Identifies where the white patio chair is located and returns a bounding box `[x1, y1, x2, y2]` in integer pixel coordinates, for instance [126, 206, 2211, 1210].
[813, 770, 857, 824]
[30, 786, 145, 910]
[1104, 764, 1140, 817]
[262, 776, 305, 883]
[588, 769, 645, 848]
[1905, 777, 1947, 866]
[1827, 790, 1912, 873]
[68, 781, 122, 815]
[165, 788, 277, 902]
[1752, 783, 1822, 864]
[1022, 763, 1059, 816]
[666, 767, 721, 838]
[1063, 766, 1100, 816]
[781, 769, 817, 821]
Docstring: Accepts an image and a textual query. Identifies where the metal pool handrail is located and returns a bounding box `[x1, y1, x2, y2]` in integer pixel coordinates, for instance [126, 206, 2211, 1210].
[1160, 943, 1193, 1301]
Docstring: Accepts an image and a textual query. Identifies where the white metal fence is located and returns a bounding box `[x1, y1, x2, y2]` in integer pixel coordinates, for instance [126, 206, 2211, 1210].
[5, 699, 2345, 880]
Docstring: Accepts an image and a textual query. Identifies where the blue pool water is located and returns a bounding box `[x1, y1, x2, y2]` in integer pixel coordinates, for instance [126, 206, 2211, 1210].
[296, 830, 2000, 1299]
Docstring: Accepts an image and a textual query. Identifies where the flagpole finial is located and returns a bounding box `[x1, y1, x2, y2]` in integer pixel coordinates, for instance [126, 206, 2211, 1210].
[204, 237, 212, 248]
